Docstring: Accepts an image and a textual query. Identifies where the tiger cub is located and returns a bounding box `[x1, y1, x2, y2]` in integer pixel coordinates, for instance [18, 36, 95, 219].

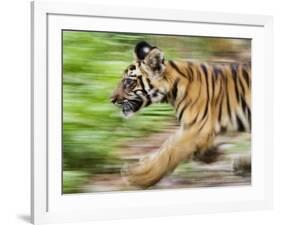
[111, 41, 251, 188]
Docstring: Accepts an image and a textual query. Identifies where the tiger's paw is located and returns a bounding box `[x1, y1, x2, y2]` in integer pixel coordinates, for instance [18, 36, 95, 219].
[120, 158, 163, 188]
[233, 155, 251, 176]
[193, 146, 224, 164]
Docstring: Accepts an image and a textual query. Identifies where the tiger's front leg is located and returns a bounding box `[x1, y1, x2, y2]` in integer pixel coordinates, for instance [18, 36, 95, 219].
[122, 125, 215, 188]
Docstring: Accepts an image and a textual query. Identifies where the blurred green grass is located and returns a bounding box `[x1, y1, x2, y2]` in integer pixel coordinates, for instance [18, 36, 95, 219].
[63, 31, 250, 193]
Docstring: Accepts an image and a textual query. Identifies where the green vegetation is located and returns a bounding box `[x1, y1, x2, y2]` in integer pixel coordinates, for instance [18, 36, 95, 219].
[63, 31, 250, 193]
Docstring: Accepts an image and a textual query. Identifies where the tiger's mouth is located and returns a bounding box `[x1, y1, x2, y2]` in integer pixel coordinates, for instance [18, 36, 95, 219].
[120, 99, 143, 117]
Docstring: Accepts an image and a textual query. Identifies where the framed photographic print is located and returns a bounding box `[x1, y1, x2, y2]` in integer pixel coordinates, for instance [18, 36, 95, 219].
[31, 1, 273, 224]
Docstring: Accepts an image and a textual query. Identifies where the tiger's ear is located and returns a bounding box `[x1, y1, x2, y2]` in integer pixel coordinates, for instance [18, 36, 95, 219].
[135, 41, 165, 76]
[134, 41, 153, 60]
[144, 48, 165, 72]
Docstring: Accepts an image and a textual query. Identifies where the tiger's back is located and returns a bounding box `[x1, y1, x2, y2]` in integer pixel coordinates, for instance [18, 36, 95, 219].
[161, 60, 251, 134]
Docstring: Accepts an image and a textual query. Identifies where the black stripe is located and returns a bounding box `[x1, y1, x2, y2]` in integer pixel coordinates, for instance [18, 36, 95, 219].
[215, 78, 223, 105]
[236, 114, 245, 131]
[218, 102, 223, 123]
[176, 83, 189, 112]
[202, 101, 209, 122]
[213, 65, 222, 79]
[225, 77, 232, 120]
[171, 78, 179, 100]
[201, 64, 208, 76]
[247, 107, 251, 131]
[231, 64, 240, 103]
[169, 60, 188, 79]
[201, 64, 210, 121]
[218, 94, 224, 123]
[138, 77, 152, 105]
[168, 78, 179, 106]
[240, 96, 251, 130]
[146, 78, 153, 90]
[211, 69, 215, 102]
[198, 116, 208, 132]
[145, 98, 152, 106]
[178, 102, 189, 122]
[138, 77, 146, 92]
[187, 62, 193, 81]
[188, 116, 198, 126]
[189, 81, 202, 109]
[197, 66, 202, 81]
[242, 68, 250, 87]
[134, 91, 151, 105]
[241, 96, 248, 114]
[238, 74, 246, 95]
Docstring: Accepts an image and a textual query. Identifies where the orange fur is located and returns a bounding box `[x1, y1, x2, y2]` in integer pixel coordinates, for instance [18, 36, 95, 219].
[112, 44, 251, 188]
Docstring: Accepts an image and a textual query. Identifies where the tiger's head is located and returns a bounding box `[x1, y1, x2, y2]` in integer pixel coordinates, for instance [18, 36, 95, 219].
[110, 41, 167, 117]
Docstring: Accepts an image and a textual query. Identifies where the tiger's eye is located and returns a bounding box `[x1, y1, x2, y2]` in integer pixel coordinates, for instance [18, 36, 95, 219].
[129, 65, 136, 70]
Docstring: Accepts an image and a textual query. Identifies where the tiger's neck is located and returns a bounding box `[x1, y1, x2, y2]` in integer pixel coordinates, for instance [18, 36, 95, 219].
[161, 61, 192, 112]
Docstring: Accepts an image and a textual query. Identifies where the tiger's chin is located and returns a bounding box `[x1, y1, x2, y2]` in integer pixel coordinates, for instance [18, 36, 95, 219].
[122, 109, 135, 118]
[121, 100, 142, 118]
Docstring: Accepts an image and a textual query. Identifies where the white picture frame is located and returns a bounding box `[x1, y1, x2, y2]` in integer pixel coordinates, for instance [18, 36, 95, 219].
[31, 1, 273, 224]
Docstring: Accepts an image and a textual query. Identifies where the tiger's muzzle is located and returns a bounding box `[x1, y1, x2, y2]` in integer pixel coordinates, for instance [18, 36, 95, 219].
[110, 94, 143, 117]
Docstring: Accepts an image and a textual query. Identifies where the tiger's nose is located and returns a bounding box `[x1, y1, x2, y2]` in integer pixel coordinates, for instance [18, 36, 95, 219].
[110, 94, 124, 104]
[110, 95, 118, 104]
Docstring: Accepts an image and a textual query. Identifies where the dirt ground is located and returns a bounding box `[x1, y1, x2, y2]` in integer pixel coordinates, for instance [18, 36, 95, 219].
[83, 124, 251, 193]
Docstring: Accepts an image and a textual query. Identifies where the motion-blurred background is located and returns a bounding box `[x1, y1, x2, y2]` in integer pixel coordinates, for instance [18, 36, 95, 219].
[63, 31, 251, 193]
